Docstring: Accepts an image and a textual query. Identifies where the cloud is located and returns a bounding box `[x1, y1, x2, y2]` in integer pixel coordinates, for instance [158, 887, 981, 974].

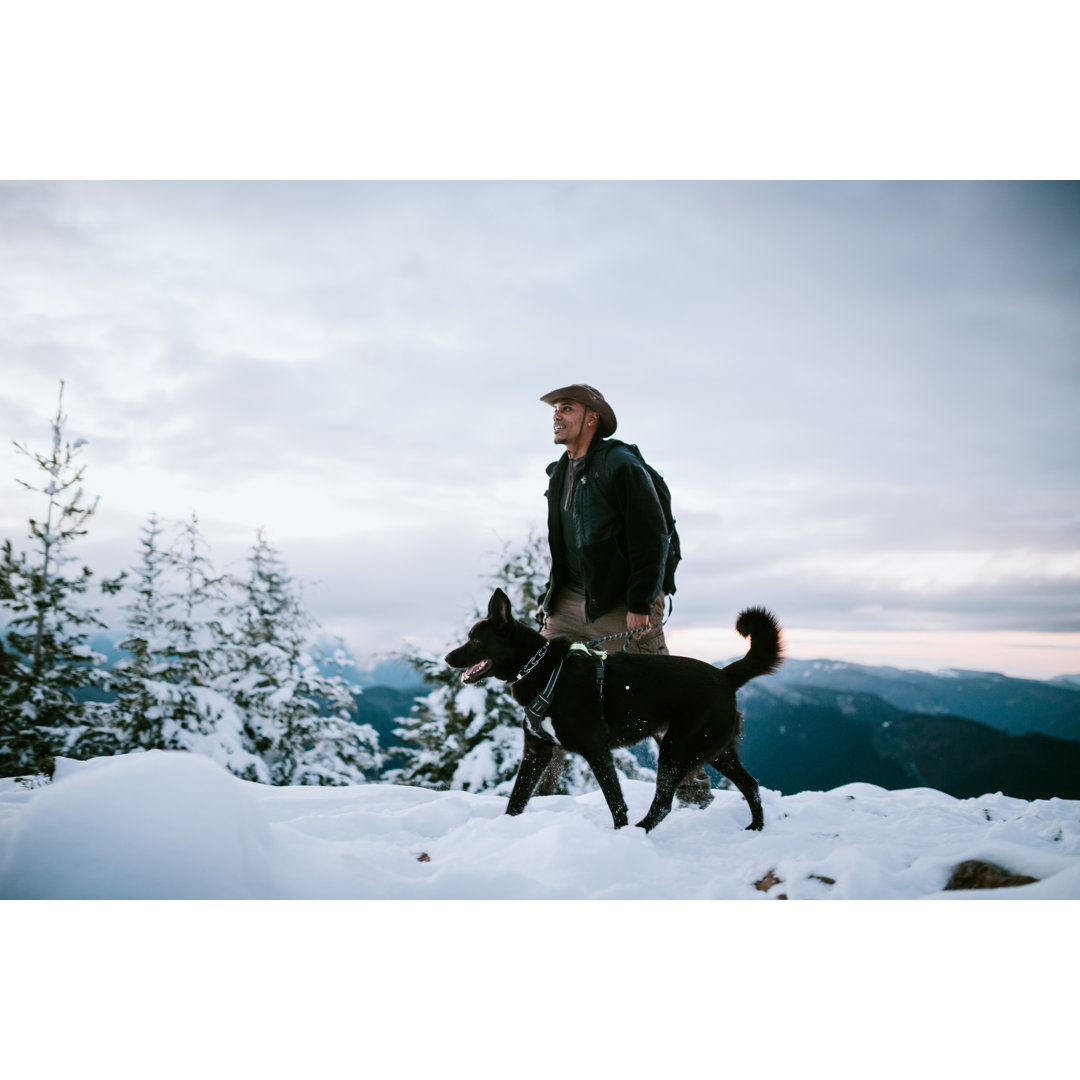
[2, 181, 1078, 662]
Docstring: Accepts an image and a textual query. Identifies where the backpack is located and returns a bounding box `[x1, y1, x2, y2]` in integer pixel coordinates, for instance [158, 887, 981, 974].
[596, 440, 682, 598]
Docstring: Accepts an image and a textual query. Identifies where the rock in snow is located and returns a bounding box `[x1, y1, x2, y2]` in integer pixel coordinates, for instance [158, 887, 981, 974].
[1, 750, 1078, 899]
[944, 859, 1039, 890]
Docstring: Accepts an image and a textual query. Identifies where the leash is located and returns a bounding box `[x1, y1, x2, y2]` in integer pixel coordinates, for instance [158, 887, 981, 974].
[584, 627, 646, 653]
[585, 606, 670, 651]
[513, 642, 550, 682]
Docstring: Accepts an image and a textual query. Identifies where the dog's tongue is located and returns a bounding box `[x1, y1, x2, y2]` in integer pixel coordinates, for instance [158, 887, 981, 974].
[463, 661, 490, 684]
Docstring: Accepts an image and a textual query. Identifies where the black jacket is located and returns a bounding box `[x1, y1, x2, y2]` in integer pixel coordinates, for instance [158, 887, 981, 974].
[543, 439, 670, 620]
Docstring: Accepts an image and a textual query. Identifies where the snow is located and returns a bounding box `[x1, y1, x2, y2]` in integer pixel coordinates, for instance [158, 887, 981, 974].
[452, 735, 500, 792]
[2, 750, 1078, 900]
[3, 752, 1075, 1080]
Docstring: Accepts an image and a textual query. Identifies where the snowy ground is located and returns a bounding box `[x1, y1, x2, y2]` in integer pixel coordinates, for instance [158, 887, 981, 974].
[2, 749, 1078, 899]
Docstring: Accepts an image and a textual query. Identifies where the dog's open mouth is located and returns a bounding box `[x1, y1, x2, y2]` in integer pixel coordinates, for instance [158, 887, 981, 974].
[461, 660, 493, 685]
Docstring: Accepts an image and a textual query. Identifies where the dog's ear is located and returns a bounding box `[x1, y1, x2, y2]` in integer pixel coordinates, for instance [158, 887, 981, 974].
[488, 588, 513, 625]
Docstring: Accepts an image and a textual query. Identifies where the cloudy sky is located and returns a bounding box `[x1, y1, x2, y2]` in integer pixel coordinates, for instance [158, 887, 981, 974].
[2, 181, 1078, 677]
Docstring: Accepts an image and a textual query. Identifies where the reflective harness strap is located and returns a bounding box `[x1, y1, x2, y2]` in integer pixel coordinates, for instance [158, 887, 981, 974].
[522, 654, 568, 743]
[522, 642, 606, 745]
[575, 643, 606, 719]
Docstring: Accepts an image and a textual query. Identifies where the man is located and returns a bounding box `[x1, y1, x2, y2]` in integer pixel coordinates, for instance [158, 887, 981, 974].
[532, 383, 713, 807]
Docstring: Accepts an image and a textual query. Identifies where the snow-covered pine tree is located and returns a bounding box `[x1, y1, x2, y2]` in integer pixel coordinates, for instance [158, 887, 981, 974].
[110, 514, 176, 750]
[390, 532, 654, 795]
[225, 528, 380, 785]
[0, 383, 123, 778]
[126, 513, 269, 780]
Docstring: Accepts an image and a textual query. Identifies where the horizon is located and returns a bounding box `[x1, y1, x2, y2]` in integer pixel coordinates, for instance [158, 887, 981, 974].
[667, 625, 1080, 682]
[74, 624, 1080, 684]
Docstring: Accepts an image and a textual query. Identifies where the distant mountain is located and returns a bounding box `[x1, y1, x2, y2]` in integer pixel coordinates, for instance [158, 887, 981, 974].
[760, 658, 1080, 742]
[737, 681, 1080, 801]
[350, 659, 425, 755]
[351, 683, 424, 772]
[352, 658, 426, 691]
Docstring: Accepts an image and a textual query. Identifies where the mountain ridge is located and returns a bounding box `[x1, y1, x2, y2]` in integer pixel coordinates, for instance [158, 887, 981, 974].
[731, 656, 1080, 741]
[736, 680, 1080, 801]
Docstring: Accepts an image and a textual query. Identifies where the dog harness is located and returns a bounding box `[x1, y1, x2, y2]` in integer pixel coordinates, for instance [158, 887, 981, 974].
[519, 642, 606, 745]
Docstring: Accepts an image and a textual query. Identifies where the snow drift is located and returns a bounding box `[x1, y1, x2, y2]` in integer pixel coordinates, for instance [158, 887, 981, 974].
[1, 750, 1077, 899]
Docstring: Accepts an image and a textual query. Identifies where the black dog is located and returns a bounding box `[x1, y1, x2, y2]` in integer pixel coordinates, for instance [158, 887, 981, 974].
[445, 588, 783, 832]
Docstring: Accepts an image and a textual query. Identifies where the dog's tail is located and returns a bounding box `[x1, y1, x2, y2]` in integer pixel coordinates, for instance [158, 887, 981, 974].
[721, 607, 784, 691]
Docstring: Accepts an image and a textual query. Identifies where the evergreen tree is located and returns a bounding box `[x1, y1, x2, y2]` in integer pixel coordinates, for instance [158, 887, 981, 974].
[110, 514, 175, 749]
[390, 532, 654, 795]
[0, 384, 122, 777]
[226, 529, 381, 785]
[120, 513, 269, 779]
[111, 521, 380, 785]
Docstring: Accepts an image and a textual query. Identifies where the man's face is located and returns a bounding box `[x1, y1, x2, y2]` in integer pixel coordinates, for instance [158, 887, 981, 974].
[552, 399, 594, 445]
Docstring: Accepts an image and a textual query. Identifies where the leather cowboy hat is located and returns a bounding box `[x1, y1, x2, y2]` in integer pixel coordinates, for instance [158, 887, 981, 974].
[540, 384, 617, 437]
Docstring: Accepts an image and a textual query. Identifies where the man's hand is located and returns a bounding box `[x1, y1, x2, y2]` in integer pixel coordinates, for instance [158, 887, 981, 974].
[627, 611, 650, 636]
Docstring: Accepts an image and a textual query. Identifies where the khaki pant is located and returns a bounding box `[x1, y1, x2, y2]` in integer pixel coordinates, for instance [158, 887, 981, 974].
[541, 585, 670, 656]
[533, 585, 713, 805]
